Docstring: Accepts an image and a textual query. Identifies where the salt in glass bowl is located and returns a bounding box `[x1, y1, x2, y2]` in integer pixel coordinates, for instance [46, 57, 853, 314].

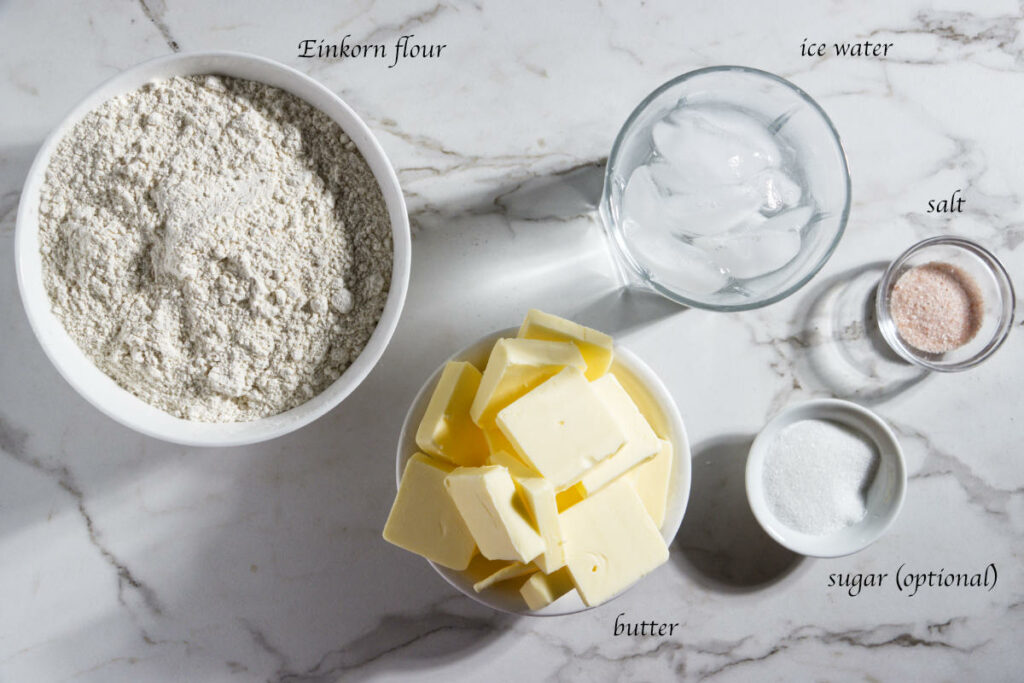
[600, 65, 851, 311]
[15, 51, 411, 446]
[395, 328, 691, 616]
[875, 236, 1015, 372]
[745, 399, 906, 558]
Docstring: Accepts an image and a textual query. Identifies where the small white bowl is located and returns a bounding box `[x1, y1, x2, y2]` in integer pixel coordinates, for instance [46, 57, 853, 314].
[15, 52, 410, 447]
[396, 328, 691, 616]
[745, 399, 906, 558]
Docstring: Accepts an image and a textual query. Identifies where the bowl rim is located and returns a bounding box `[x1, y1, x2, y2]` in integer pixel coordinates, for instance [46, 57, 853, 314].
[394, 327, 692, 616]
[874, 235, 1016, 372]
[14, 50, 411, 446]
[599, 64, 852, 312]
[745, 398, 907, 558]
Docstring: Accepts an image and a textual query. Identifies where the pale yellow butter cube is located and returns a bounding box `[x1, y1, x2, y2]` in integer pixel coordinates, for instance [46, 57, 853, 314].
[472, 561, 538, 593]
[464, 555, 512, 583]
[482, 425, 517, 459]
[560, 478, 669, 607]
[416, 361, 489, 467]
[489, 451, 566, 573]
[383, 453, 477, 570]
[578, 375, 661, 495]
[444, 466, 545, 563]
[486, 449, 539, 479]
[630, 438, 674, 527]
[496, 367, 625, 490]
[555, 483, 586, 512]
[470, 339, 585, 430]
[518, 309, 614, 381]
[520, 567, 575, 610]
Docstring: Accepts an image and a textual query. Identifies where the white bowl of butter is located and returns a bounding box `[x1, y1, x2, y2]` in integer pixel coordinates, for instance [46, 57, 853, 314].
[390, 314, 691, 616]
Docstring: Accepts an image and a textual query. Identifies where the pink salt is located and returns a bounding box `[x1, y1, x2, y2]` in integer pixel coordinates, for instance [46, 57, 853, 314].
[889, 261, 983, 354]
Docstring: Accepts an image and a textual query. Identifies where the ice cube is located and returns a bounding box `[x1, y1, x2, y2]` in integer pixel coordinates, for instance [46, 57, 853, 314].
[626, 161, 763, 238]
[621, 165, 666, 233]
[753, 169, 803, 214]
[694, 205, 811, 280]
[652, 104, 781, 186]
[757, 205, 814, 233]
[620, 168, 729, 296]
[622, 218, 730, 296]
[660, 182, 764, 237]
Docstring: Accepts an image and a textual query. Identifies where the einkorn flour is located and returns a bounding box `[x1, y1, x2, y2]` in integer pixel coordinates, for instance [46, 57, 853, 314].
[39, 75, 392, 422]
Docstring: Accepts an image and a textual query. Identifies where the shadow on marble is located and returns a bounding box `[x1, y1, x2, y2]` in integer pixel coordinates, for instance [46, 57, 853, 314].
[495, 158, 606, 221]
[572, 285, 686, 339]
[406, 157, 685, 342]
[793, 262, 930, 404]
[673, 435, 804, 593]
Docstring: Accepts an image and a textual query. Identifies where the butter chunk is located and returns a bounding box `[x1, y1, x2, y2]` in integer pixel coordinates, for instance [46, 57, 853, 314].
[416, 361, 489, 467]
[483, 426, 517, 459]
[383, 453, 477, 570]
[578, 375, 661, 495]
[555, 483, 586, 512]
[472, 561, 538, 593]
[464, 555, 512, 584]
[518, 309, 614, 381]
[490, 451, 566, 573]
[520, 567, 575, 610]
[496, 367, 626, 489]
[560, 478, 669, 607]
[630, 439, 674, 527]
[444, 466, 545, 563]
[470, 339, 585, 430]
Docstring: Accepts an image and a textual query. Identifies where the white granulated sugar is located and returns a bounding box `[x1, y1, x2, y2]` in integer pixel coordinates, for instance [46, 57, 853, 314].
[39, 75, 392, 422]
[762, 418, 879, 535]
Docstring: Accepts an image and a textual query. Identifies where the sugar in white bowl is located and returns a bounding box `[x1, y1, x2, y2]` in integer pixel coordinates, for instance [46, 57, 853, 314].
[762, 418, 880, 536]
[745, 399, 906, 558]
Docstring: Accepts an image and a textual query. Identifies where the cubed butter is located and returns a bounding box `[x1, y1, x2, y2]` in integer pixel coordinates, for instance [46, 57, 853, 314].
[483, 426, 517, 458]
[470, 339, 585, 430]
[383, 453, 477, 570]
[520, 567, 576, 610]
[578, 375, 661, 494]
[472, 561, 538, 593]
[630, 438, 674, 527]
[560, 478, 669, 607]
[490, 451, 566, 573]
[444, 466, 545, 563]
[464, 555, 513, 583]
[496, 367, 626, 489]
[415, 361, 489, 467]
[555, 483, 586, 512]
[518, 309, 614, 381]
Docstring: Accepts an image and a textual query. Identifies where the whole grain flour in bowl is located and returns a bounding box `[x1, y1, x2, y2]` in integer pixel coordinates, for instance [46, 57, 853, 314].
[38, 74, 393, 422]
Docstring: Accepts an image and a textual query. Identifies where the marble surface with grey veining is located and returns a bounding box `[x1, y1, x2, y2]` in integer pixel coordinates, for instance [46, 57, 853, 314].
[1, 1, 1022, 681]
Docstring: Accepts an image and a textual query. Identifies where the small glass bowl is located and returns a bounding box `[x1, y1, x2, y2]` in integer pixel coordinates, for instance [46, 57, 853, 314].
[876, 237, 1015, 372]
[599, 65, 851, 311]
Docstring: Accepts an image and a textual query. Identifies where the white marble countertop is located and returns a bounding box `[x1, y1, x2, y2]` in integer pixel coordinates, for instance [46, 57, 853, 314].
[1, 1, 1022, 681]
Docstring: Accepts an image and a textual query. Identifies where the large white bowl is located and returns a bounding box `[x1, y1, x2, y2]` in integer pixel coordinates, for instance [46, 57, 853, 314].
[15, 51, 411, 447]
[396, 328, 691, 616]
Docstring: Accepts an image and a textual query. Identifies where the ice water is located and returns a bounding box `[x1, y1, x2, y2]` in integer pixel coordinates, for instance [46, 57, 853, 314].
[613, 100, 818, 300]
